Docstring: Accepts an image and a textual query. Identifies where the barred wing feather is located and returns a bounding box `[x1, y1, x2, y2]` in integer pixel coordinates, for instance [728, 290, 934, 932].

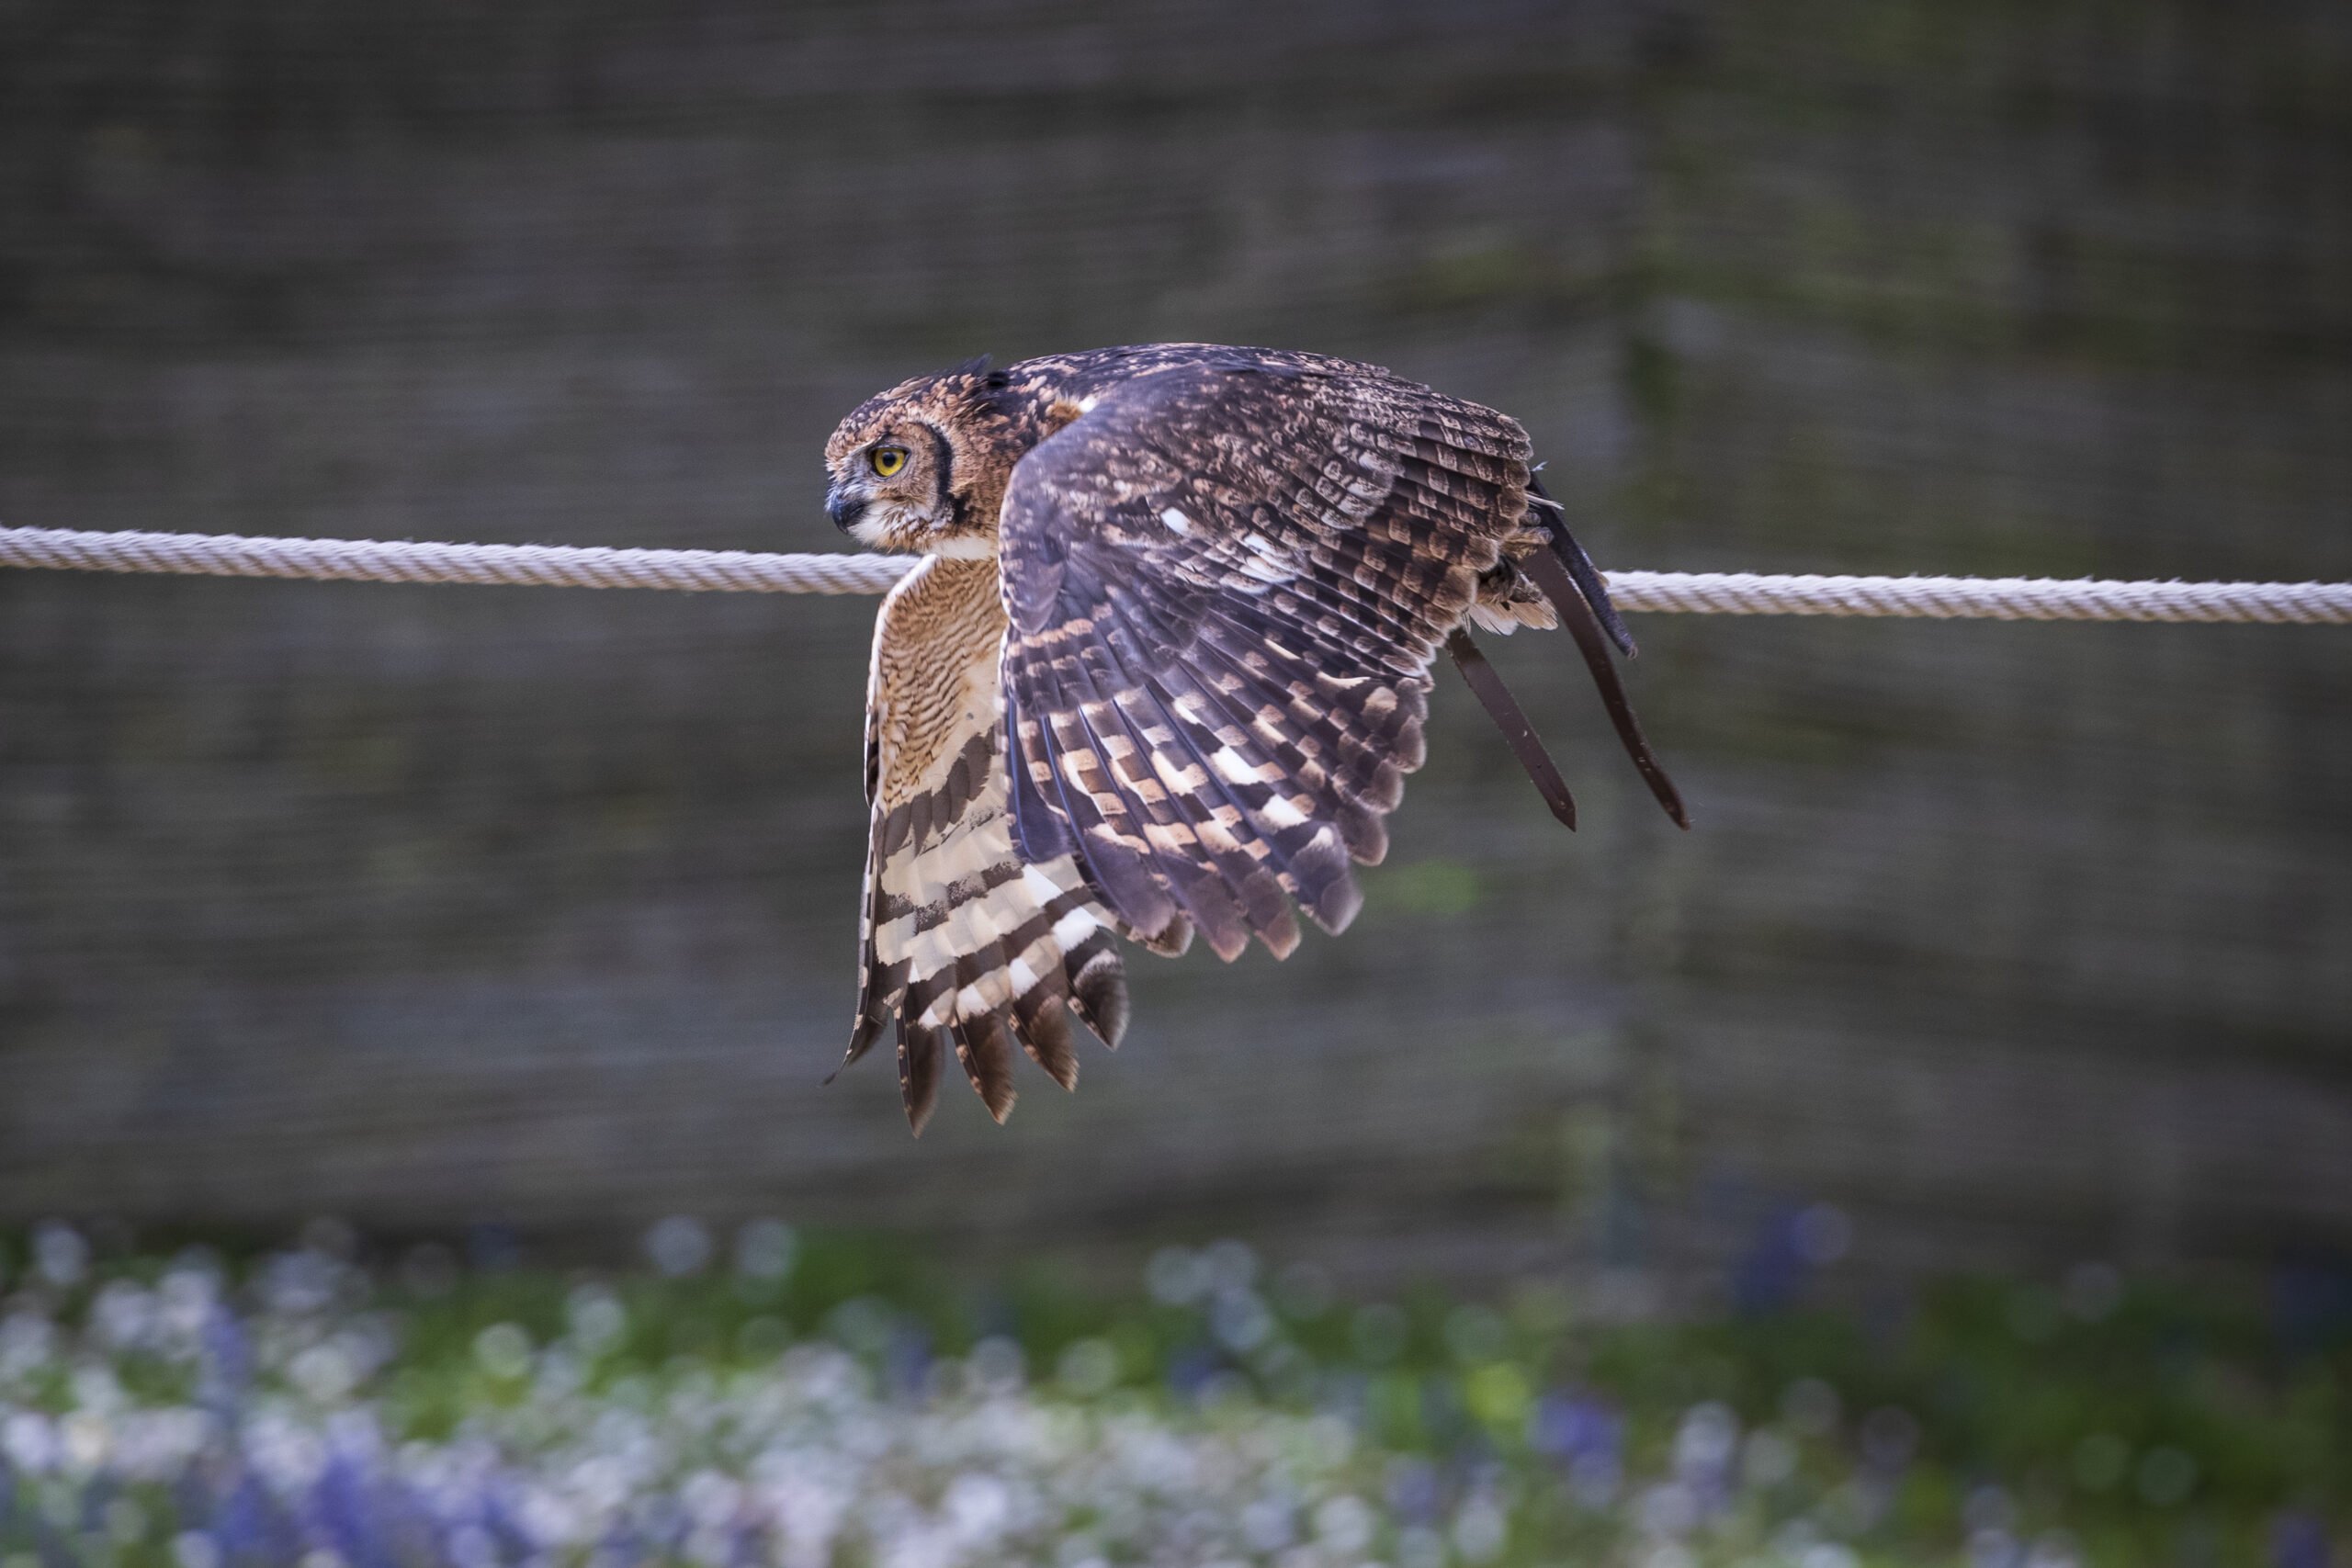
[998, 360, 1541, 962]
[839, 557, 1179, 1133]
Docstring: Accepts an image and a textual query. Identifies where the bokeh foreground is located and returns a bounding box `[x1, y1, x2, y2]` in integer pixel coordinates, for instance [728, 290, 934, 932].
[0, 1223, 2343, 1568]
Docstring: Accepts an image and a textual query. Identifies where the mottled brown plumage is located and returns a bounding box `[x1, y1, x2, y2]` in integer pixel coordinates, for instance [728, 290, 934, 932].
[822, 344, 1682, 1132]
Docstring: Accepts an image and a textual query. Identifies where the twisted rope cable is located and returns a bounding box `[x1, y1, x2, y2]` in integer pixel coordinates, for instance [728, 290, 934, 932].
[3, 525, 2349, 623]
[0, 525, 913, 596]
[1595, 570, 2352, 624]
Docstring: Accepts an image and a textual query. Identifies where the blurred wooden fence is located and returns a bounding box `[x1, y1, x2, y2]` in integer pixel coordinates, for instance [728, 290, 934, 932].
[1, 0, 2346, 1295]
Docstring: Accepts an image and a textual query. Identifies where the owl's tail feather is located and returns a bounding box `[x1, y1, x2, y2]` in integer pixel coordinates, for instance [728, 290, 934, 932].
[1521, 540, 1691, 830]
[1444, 627, 1577, 830]
[1525, 479, 1639, 658]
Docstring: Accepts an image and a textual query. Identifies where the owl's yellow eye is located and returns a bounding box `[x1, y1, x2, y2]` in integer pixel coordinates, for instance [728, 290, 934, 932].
[868, 446, 908, 479]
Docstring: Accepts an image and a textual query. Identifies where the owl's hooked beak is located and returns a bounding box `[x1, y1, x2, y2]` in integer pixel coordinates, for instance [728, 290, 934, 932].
[826, 486, 865, 533]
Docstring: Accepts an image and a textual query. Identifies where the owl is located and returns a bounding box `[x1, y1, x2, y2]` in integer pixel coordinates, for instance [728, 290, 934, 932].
[823, 344, 1683, 1132]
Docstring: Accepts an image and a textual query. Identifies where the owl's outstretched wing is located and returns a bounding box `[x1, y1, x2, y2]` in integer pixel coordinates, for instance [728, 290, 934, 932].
[996, 356, 1570, 962]
[839, 556, 1187, 1134]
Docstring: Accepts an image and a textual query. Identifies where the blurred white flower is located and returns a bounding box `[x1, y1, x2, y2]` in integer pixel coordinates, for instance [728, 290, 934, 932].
[111, 1407, 212, 1482]
[1240, 1494, 1296, 1552]
[0, 1314, 54, 1385]
[1203, 1239, 1258, 1293]
[942, 1471, 1013, 1542]
[826, 1295, 898, 1356]
[1968, 1526, 2020, 1568]
[1743, 1427, 1799, 1488]
[967, 1336, 1025, 1394]
[1453, 1493, 1510, 1562]
[1056, 1337, 1119, 1396]
[71, 1362, 127, 1416]
[32, 1221, 89, 1288]
[158, 1268, 220, 1341]
[1636, 1480, 1698, 1540]
[1395, 1525, 1446, 1568]
[736, 1219, 798, 1280]
[566, 1286, 629, 1357]
[92, 1280, 157, 1350]
[259, 1249, 345, 1315]
[1210, 1290, 1275, 1353]
[1314, 1494, 1375, 1554]
[644, 1216, 715, 1278]
[1673, 1401, 1738, 1481]
[60, 1410, 110, 1475]
[1146, 1247, 1210, 1306]
[244, 1411, 325, 1492]
[290, 1340, 361, 1403]
[2, 1410, 56, 1473]
[473, 1322, 535, 1382]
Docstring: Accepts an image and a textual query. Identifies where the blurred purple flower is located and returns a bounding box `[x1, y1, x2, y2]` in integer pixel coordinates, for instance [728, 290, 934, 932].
[1385, 1457, 1442, 1524]
[1166, 1344, 1221, 1400]
[1732, 1206, 1811, 1314]
[884, 1324, 933, 1401]
[1531, 1391, 1623, 1465]
[307, 1450, 393, 1568]
[2272, 1510, 2333, 1568]
[200, 1307, 253, 1411]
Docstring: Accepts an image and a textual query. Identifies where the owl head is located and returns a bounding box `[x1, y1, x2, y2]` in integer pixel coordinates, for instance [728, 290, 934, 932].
[822, 361, 1035, 558]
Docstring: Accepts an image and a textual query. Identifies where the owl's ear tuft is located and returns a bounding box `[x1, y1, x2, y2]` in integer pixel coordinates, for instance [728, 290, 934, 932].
[962, 364, 1020, 421]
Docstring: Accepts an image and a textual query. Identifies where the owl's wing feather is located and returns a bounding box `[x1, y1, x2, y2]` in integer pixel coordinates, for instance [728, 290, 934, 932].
[999, 359, 1542, 958]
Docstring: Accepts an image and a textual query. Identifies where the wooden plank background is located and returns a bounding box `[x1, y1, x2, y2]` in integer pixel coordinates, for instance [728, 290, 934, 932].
[1, 0, 2346, 1296]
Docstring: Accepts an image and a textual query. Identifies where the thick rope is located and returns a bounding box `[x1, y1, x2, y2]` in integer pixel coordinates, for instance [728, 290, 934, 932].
[0, 525, 912, 596]
[3, 525, 2348, 624]
[1594, 570, 2352, 624]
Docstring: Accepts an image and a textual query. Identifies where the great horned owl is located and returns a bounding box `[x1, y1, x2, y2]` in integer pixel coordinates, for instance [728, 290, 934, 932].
[823, 344, 1683, 1131]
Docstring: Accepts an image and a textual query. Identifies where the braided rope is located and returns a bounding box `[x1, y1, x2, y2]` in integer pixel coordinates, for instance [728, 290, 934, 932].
[3, 525, 2348, 623]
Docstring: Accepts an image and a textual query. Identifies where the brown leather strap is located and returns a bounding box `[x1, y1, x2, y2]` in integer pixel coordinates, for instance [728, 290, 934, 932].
[1445, 627, 1577, 830]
